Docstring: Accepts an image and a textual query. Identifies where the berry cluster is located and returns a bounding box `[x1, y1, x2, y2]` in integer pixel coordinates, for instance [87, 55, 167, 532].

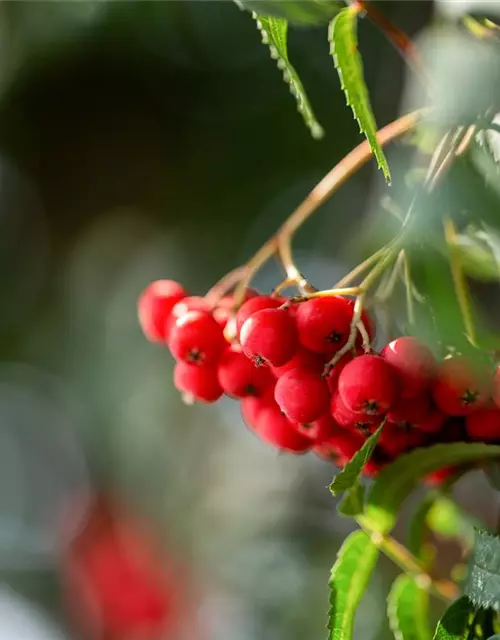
[138, 279, 500, 481]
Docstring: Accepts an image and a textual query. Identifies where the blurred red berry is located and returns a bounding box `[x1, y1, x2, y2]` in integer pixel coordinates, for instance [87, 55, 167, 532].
[138, 280, 188, 343]
[217, 346, 273, 398]
[432, 357, 489, 416]
[174, 361, 223, 403]
[466, 407, 500, 441]
[382, 337, 436, 398]
[240, 308, 298, 367]
[252, 401, 312, 453]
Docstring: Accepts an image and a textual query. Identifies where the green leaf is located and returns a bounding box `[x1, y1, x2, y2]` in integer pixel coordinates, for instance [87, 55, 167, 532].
[328, 6, 391, 183]
[330, 423, 384, 497]
[388, 575, 432, 640]
[426, 497, 476, 550]
[236, 0, 341, 26]
[338, 482, 365, 517]
[407, 491, 440, 558]
[253, 14, 324, 139]
[328, 530, 379, 640]
[465, 529, 500, 611]
[433, 597, 475, 640]
[365, 443, 500, 534]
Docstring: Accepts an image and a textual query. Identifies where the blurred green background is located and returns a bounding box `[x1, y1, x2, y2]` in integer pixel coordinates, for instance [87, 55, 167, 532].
[2, 2, 500, 640]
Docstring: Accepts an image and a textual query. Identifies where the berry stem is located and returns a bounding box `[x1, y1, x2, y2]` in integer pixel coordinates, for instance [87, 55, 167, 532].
[232, 110, 423, 307]
[402, 250, 416, 326]
[205, 265, 250, 307]
[443, 216, 478, 347]
[356, 515, 459, 603]
[324, 294, 366, 374]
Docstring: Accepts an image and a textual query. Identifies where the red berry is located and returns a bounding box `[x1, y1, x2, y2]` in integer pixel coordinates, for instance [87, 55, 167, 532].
[324, 351, 356, 393]
[432, 357, 489, 416]
[386, 395, 431, 430]
[166, 296, 211, 338]
[493, 366, 500, 410]
[217, 346, 273, 398]
[419, 409, 447, 434]
[338, 354, 399, 415]
[295, 296, 353, 354]
[241, 387, 275, 428]
[330, 390, 380, 434]
[236, 295, 284, 335]
[169, 310, 226, 365]
[296, 413, 339, 444]
[271, 346, 324, 377]
[138, 280, 187, 343]
[251, 402, 312, 453]
[240, 308, 298, 367]
[466, 407, 500, 441]
[424, 466, 458, 486]
[274, 368, 329, 423]
[173, 362, 223, 403]
[313, 429, 365, 465]
[382, 337, 436, 398]
[379, 422, 426, 457]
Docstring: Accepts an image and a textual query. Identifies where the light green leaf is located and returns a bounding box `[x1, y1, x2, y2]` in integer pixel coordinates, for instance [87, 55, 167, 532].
[328, 6, 391, 182]
[236, 0, 341, 26]
[253, 14, 324, 139]
[330, 423, 384, 497]
[426, 497, 476, 550]
[388, 575, 432, 640]
[328, 530, 379, 640]
[465, 529, 500, 611]
[365, 443, 500, 534]
[338, 482, 365, 517]
[433, 597, 475, 640]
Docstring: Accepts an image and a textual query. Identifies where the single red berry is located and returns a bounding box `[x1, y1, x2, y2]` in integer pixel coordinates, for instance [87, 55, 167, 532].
[338, 354, 399, 415]
[165, 296, 211, 338]
[137, 280, 188, 343]
[492, 366, 500, 410]
[241, 387, 276, 429]
[271, 346, 324, 378]
[274, 368, 329, 423]
[295, 296, 353, 354]
[386, 395, 432, 430]
[251, 402, 312, 453]
[173, 362, 223, 403]
[217, 346, 273, 398]
[324, 351, 356, 393]
[236, 295, 284, 335]
[330, 390, 380, 435]
[382, 337, 436, 398]
[432, 357, 490, 416]
[466, 407, 500, 441]
[296, 413, 340, 444]
[240, 308, 298, 367]
[169, 310, 226, 365]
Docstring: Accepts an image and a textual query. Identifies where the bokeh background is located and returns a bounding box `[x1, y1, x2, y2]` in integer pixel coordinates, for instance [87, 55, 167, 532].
[2, 2, 500, 639]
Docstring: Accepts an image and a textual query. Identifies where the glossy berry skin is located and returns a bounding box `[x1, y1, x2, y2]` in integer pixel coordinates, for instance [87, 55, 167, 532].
[382, 337, 436, 398]
[217, 346, 273, 398]
[295, 296, 353, 354]
[173, 362, 223, 403]
[338, 354, 399, 415]
[247, 401, 312, 453]
[296, 413, 339, 444]
[275, 368, 329, 423]
[169, 310, 226, 365]
[240, 308, 298, 367]
[432, 357, 489, 416]
[166, 296, 211, 338]
[466, 407, 500, 441]
[236, 296, 284, 335]
[138, 280, 187, 343]
[330, 390, 380, 435]
[271, 346, 324, 378]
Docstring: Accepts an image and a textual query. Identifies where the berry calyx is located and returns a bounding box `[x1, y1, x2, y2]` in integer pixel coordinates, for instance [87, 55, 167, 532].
[138, 280, 188, 343]
[240, 308, 298, 367]
[169, 310, 226, 365]
[386, 395, 431, 431]
[382, 336, 436, 398]
[330, 390, 380, 434]
[295, 296, 353, 354]
[274, 368, 329, 423]
[173, 362, 223, 403]
[432, 357, 489, 416]
[217, 346, 273, 398]
[338, 354, 399, 415]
